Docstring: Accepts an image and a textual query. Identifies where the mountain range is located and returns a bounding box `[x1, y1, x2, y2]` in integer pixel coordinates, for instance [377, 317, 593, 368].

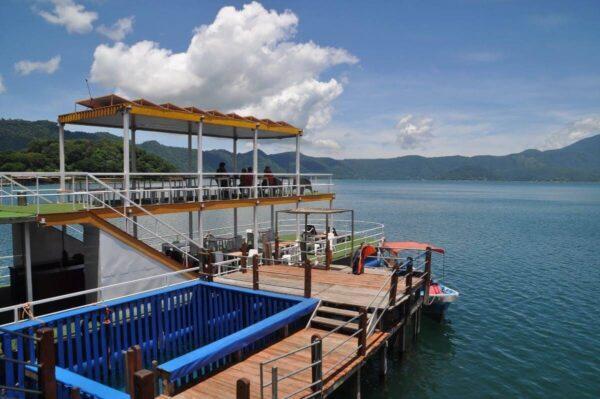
[1, 119, 599, 181]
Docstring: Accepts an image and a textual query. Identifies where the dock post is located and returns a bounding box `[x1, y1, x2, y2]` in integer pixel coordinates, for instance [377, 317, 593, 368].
[423, 247, 432, 307]
[69, 387, 81, 399]
[134, 369, 155, 399]
[304, 258, 312, 298]
[274, 236, 280, 260]
[204, 257, 214, 282]
[37, 327, 57, 399]
[271, 366, 279, 399]
[379, 340, 388, 381]
[389, 265, 399, 306]
[236, 378, 251, 399]
[353, 367, 362, 399]
[125, 345, 142, 398]
[358, 307, 367, 356]
[311, 335, 323, 393]
[252, 254, 259, 290]
[241, 242, 248, 273]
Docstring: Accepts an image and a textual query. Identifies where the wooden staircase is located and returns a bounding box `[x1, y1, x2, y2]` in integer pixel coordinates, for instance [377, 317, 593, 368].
[310, 302, 374, 336]
[86, 211, 197, 279]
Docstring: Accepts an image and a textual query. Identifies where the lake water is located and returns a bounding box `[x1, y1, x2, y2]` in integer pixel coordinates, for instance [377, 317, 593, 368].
[330, 180, 600, 398]
[2, 180, 599, 397]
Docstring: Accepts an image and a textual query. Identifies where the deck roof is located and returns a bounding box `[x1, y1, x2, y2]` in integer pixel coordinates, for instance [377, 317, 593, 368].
[58, 94, 302, 140]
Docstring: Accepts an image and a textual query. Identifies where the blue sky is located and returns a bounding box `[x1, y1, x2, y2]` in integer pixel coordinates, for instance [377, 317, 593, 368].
[1, 0, 599, 158]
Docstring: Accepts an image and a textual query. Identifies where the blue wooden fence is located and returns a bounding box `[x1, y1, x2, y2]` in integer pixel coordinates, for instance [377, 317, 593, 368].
[1, 280, 311, 397]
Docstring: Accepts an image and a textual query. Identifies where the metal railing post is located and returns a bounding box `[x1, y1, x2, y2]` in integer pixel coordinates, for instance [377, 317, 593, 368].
[271, 366, 278, 399]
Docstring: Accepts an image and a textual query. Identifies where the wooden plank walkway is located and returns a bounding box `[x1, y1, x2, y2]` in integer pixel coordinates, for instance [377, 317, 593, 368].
[215, 264, 423, 309]
[172, 328, 389, 399]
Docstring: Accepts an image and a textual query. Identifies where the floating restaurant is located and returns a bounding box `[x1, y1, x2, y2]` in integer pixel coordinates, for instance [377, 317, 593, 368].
[0, 94, 455, 398]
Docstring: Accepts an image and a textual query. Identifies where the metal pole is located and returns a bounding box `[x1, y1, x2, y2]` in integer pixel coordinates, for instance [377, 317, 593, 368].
[295, 134, 301, 240]
[197, 120, 204, 246]
[188, 127, 193, 239]
[233, 135, 238, 239]
[131, 127, 138, 238]
[58, 122, 66, 192]
[123, 109, 130, 201]
[351, 210, 355, 264]
[253, 127, 258, 199]
[24, 223, 33, 306]
[253, 127, 259, 250]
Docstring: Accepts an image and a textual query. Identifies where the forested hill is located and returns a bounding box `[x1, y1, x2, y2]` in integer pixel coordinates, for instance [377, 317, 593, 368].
[1, 119, 599, 181]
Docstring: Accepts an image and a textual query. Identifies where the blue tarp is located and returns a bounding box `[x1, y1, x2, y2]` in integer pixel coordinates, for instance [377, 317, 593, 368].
[159, 297, 318, 382]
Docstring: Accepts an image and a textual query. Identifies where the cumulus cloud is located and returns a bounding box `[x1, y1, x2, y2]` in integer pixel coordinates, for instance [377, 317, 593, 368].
[97, 16, 134, 41]
[543, 117, 600, 149]
[37, 0, 97, 34]
[395, 115, 434, 149]
[0, 75, 6, 94]
[89, 2, 357, 129]
[14, 55, 61, 76]
[312, 138, 341, 150]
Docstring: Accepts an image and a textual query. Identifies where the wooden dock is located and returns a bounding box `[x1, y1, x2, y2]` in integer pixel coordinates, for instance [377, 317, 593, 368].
[172, 328, 389, 399]
[215, 264, 423, 309]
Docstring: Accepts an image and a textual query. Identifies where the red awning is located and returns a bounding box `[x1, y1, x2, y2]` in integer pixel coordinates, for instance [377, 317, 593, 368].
[381, 241, 445, 254]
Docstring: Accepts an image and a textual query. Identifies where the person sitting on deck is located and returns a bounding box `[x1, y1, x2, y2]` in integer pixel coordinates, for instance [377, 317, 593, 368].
[261, 166, 281, 197]
[216, 162, 229, 199]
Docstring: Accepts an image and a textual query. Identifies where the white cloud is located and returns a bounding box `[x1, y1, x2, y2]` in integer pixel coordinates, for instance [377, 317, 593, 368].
[395, 115, 434, 149]
[14, 56, 61, 76]
[312, 138, 341, 150]
[97, 16, 134, 41]
[543, 117, 600, 149]
[0, 75, 6, 94]
[460, 51, 503, 63]
[37, 0, 98, 34]
[89, 2, 357, 129]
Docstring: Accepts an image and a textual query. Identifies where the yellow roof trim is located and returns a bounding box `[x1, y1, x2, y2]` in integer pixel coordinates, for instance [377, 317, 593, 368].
[58, 104, 122, 124]
[129, 104, 199, 123]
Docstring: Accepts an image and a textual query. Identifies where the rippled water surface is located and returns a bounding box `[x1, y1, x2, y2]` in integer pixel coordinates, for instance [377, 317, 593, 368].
[331, 180, 600, 399]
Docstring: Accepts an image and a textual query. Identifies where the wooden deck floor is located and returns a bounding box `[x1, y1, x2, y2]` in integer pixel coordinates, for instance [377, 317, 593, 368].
[173, 328, 389, 399]
[215, 264, 423, 309]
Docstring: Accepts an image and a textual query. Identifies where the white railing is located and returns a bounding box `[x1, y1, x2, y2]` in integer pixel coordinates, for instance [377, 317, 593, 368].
[0, 172, 334, 214]
[0, 255, 242, 325]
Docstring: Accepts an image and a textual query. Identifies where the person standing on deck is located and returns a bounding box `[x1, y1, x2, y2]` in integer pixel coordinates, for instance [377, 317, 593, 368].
[216, 162, 229, 199]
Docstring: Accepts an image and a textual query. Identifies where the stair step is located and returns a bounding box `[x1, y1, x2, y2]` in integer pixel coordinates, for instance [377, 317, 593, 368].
[311, 316, 359, 332]
[317, 306, 359, 319]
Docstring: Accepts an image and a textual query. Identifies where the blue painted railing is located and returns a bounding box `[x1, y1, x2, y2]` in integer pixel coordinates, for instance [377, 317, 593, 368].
[1, 280, 314, 396]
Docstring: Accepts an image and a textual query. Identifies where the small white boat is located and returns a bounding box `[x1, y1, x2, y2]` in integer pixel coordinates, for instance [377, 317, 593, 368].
[424, 281, 459, 321]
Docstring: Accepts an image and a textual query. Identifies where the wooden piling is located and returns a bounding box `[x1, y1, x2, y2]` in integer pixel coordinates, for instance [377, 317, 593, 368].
[423, 247, 432, 306]
[304, 258, 312, 298]
[240, 242, 248, 273]
[379, 340, 388, 381]
[37, 327, 57, 399]
[358, 307, 367, 356]
[69, 387, 81, 399]
[252, 254, 259, 290]
[274, 236, 280, 260]
[134, 369, 155, 399]
[236, 378, 250, 399]
[389, 265, 399, 306]
[311, 334, 323, 393]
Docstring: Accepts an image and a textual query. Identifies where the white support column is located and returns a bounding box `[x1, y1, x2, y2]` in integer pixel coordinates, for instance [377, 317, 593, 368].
[131, 127, 138, 238]
[253, 127, 258, 198]
[58, 122, 66, 192]
[23, 223, 33, 305]
[253, 126, 259, 250]
[295, 134, 301, 240]
[233, 136, 238, 240]
[131, 128, 137, 173]
[187, 127, 193, 239]
[197, 120, 204, 246]
[123, 110, 131, 201]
